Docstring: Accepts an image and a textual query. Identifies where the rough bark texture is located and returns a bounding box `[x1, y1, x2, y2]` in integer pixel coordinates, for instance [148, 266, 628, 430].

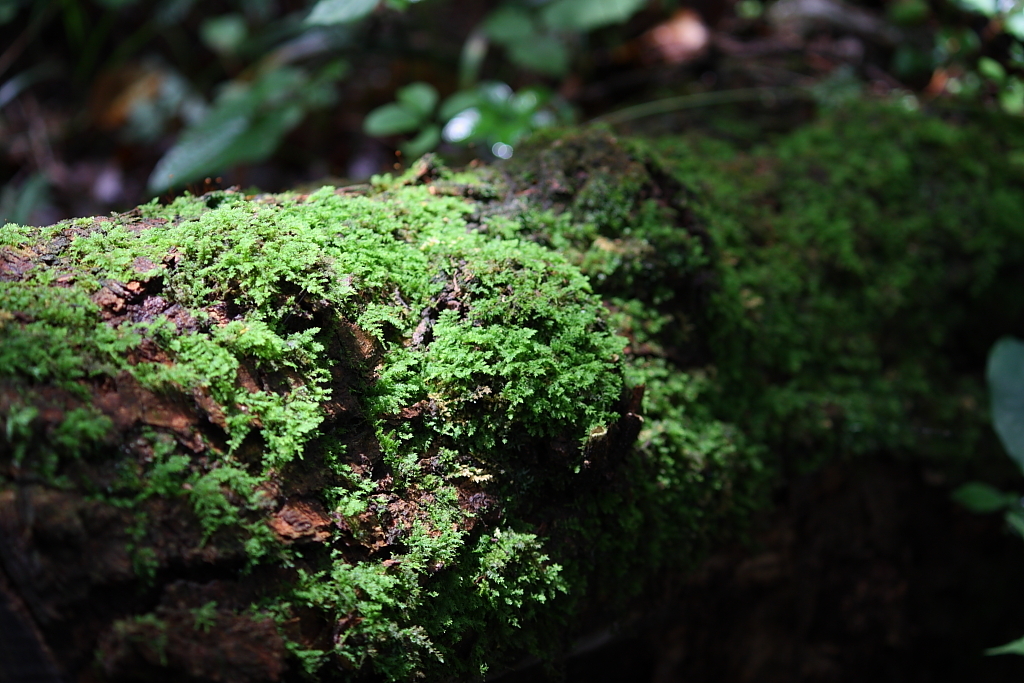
[3, 102, 1024, 682]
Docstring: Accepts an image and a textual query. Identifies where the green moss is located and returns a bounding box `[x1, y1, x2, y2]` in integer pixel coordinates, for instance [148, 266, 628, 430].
[0, 177, 630, 680]
[3, 101, 1024, 682]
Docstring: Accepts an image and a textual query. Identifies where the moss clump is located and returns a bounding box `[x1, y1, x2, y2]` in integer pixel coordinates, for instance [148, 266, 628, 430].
[0, 170, 641, 681]
[3, 102, 1024, 682]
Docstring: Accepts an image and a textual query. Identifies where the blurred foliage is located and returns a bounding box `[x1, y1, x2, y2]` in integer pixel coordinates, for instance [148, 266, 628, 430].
[954, 337, 1024, 658]
[3, 0, 1024, 212]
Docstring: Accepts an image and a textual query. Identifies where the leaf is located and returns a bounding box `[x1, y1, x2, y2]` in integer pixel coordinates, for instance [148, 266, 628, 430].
[1007, 11, 1024, 41]
[506, 35, 569, 77]
[988, 337, 1024, 472]
[439, 90, 481, 122]
[484, 6, 535, 44]
[999, 77, 1024, 116]
[396, 82, 438, 119]
[951, 482, 1018, 513]
[986, 635, 1024, 656]
[148, 68, 315, 192]
[148, 111, 250, 193]
[542, 0, 647, 32]
[363, 103, 423, 136]
[1006, 508, 1024, 538]
[200, 14, 247, 55]
[978, 56, 1006, 83]
[306, 0, 378, 25]
[400, 125, 440, 158]
[953, 0, 998, 16]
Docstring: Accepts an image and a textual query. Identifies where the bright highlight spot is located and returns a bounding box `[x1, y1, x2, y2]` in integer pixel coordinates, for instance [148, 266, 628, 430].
[491, 142, 513, 159]
[442, 108, 480, 143]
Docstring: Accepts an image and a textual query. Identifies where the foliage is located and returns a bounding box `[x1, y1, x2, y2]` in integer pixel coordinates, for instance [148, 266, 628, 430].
[955, 337, 1024, 658]
[147, 62, 347, 192]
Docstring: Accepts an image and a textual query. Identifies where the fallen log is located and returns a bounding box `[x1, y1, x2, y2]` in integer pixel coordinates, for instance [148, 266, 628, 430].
[2, 101, 1024, 681]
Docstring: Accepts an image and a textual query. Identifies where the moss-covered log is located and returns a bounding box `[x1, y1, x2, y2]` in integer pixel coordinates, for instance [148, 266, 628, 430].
[2, 102, 1024, 682]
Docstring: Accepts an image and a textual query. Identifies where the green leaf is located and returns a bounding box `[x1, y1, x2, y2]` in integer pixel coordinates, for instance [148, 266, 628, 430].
[978, 56, 1006, 83]
[148, 68, 315, 192]
[1006, 508, 1024, 538]
[953, 0, 998, 16]
[400, 125, 441, 158]
[542, 0, 646, 32]
[986, 635, 1024, 656]
[439, 90, 480, 122]
[484, 6, 535, 44]
[988, 337, 1024, 471]
[1008, 12, 1024, 41]
[148, 111, 250, 193]
[506, 34, 569, 76]
[396, 82, 439, 119]
[306, 0, 378, 25]
[952, 482, 1018, 513]
[363, 103, 423, 136]
[200, 14, 247, 55]
[999, 77, 1024, 115]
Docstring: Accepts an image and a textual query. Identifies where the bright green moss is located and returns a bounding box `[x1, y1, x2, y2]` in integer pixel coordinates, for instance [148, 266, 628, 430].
[0, 176, 632, 680]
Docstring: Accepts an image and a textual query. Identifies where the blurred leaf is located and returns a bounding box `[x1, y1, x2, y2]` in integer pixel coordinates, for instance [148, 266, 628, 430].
[987, 635, 1024, 656]
[149, 111, 249, 192]
[396, 82, 438, 119]
[459, 27, 489, 89]
[1000, 77, 1024, 115]
[1008, 12, 1024, 41]
[0, 0, 21, 24]
[148, 67, 333, 192]
[200, 14, 248, 55]
[400, 124, 440, 158]
[306, 0, 377, 25]
[364, 103, 422, 136]
[978, 56, 1006, 82]
[479, 81, 513, 104]
[988, 337, 1024, 471]
[1007, 508, 1024, 537]
[542, 0, 646, 32]
[506, 34, 569, 76]
[952, 482, 1019, 513]
[439, 90, 480, 121]
[954, 0, 998, 16]
[484, 6, 535, 43]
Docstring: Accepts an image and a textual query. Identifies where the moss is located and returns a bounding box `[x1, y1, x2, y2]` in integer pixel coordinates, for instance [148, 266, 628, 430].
[3, 101, 1024, 682]
[0, 176, 631, 680]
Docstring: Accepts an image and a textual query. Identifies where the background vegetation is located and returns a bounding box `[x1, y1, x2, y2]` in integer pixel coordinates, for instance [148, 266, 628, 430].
[2, 0, 1024, 223]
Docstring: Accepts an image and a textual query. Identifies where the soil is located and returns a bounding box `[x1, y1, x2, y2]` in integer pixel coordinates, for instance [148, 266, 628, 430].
[498, 457, 1024, 683]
